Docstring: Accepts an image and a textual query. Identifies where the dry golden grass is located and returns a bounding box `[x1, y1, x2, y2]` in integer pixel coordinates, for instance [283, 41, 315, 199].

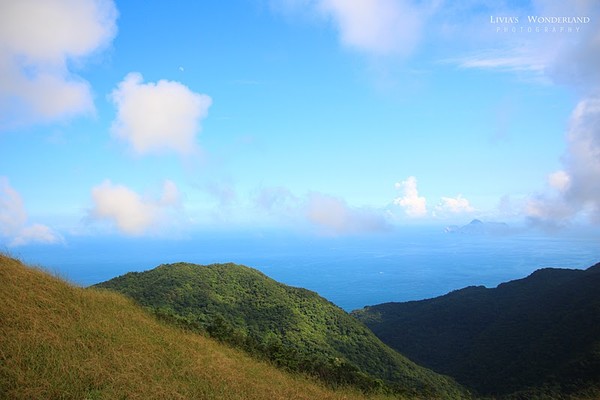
[0, 254, 398, 400]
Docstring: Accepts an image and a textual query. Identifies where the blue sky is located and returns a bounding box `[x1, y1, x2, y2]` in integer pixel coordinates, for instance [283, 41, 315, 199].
[1, 0, 600, 246]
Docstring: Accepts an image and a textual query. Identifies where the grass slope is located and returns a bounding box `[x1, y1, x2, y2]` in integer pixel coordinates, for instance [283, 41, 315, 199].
[0, 254, 398, 400]
[95, 262, 467, 399]
[352, 262, 600, 398]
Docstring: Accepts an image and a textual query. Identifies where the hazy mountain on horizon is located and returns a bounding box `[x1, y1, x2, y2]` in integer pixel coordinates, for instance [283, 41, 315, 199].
[444, 219, 511, 235]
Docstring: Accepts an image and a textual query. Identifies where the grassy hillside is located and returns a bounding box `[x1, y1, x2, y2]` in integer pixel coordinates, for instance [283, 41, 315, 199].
[95, 262, 468, 399]
[0, 254, 400, 400]
[353, 263, 600, 398]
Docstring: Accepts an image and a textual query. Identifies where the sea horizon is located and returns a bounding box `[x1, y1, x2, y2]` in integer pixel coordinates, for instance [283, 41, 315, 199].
[7, 224, 600, 311]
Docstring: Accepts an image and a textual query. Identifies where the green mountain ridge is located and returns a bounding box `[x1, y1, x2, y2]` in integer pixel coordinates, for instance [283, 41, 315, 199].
[95, 261, 468, 399]
[8, 249, 595, 399]
[0, 253, 400, 400]
[352, 262, 600, 398]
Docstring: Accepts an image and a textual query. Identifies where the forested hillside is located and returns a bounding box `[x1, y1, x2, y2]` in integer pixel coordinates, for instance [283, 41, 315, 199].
[353, 263, 600, 398]
[0, 254, 396, 400]
[96, 262, 467, 399]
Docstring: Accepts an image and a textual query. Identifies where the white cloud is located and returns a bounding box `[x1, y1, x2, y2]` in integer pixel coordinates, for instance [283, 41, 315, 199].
[447, 1, 600, 226]
[316, 0, 429, 56]
[89, 180, 183, 235]
[11, 224, 63, 247]
[110, 72, 212, 156]
[526, 97, 600, 226]
[306, 192, 390, 235]
[524, 195, 574, 229]
[436, 194, 475, 214]
[559, 97, 600, 221]
[548, 170, 571, 193]
[0, 0, 117, 128]
[0, 177, 62, 246]
[275, 0, 436, 57]
[454, 51, 546, 74]
[393, 176, 427, 217]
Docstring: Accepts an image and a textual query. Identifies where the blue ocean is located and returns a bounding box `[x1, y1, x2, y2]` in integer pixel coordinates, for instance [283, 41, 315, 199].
[8, 226, 600, 311]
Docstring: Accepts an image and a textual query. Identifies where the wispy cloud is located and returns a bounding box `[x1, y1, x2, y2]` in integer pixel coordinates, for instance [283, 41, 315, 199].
[457, 3, 600, 85]
[252, 186, 389, 235]
[453, 52, 546, 73]
[0, 177, 63, 246]
[306, 192, 390, 235]
[444, 47, 551, 86]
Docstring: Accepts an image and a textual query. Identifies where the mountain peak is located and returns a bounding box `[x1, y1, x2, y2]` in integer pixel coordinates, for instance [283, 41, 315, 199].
[445, 219, 509, 234]
[95, 261, 467, 398]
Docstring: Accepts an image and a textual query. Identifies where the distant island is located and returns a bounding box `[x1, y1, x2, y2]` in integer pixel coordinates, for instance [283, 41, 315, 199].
[444, 219, 510, 235]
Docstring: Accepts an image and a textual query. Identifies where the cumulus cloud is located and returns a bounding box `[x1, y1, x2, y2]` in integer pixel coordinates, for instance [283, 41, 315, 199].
[110, 72, 212, 156]
[526, 2, 600, 226]
[306, 192, 390, 235]
[563, 98, 600, 192]
[525, 97, 600, 226]
[0, 177, 63, 246]
[450, 1, 600, 226]
[393, 176, 427, 217]
[525, 196, 574, 229]
[89, 180, 182, 235]
[560, 98, 599, 217]
[436, 194, 475, 215]
[0, 0, 117, 128]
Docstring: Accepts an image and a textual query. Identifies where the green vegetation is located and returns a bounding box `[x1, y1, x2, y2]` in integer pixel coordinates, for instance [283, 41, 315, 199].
[0, 253, 399, 400]
[95, 262, 468, 399]
[353, 263, 600, 399]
